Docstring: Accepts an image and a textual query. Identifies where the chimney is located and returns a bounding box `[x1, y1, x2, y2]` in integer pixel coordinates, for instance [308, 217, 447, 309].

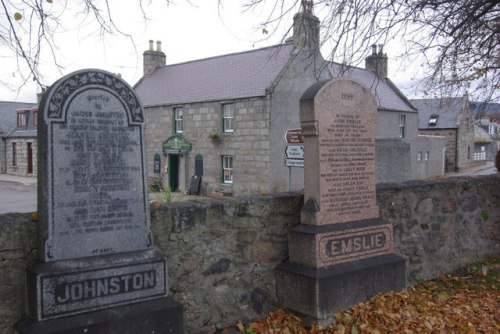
[143, 39, 166, 76]
[292, 0, 320, 52]
[365, 44, 388, 78]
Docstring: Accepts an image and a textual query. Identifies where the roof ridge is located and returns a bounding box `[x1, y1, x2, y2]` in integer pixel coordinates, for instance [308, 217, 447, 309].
[157, 43, 293, 69]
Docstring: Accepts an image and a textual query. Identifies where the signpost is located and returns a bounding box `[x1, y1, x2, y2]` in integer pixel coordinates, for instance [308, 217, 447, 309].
[285, 159, 304, 167]
[284, 129, 304, 191]
[285, 145, 304, 159]
[284, 128, 303, 144]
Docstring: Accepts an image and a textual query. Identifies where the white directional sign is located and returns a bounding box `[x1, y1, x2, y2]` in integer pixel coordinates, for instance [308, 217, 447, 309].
[285, 159, 304, 167]
[285, 145, 304, 159]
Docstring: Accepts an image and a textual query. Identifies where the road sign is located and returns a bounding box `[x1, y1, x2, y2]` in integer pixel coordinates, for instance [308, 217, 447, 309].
[285, 145, 304, 159]
[284, 128, 303, 144]
[285, 159, 304, 167]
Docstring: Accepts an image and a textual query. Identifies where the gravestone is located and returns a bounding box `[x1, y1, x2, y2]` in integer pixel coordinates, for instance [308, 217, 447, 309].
[276, 78, 406, 319]
[18, 69, 183, 333]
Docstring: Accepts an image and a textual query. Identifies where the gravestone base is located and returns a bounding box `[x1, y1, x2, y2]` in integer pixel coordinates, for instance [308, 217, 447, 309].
[288, 219, 394, 267]
[16, 296, 183, 334]
[25, 250, 168, 321]
[275, 254, 406, 319]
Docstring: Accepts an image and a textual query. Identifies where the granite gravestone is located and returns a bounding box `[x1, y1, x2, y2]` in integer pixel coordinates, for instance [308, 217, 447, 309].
[276, 78, 406, 319]
[18, 69, 182, 333]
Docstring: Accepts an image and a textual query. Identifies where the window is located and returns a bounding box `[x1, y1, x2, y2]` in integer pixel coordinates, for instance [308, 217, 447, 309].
[428, 114, 439, 126]
[17, 111, 27, 126]
[174, 107, 183, 133]
[32, 110, 38, 126]
[222, 104, 234, 133]
[222, 155, 233, 184]
[424, 151, 430, 161]
[12, 142, 17, 166]
[399, 114, 406, 138]
[417, 151, 422, 162]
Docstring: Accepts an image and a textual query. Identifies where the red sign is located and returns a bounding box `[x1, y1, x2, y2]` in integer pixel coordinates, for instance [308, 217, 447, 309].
[284, 128, 303, 144]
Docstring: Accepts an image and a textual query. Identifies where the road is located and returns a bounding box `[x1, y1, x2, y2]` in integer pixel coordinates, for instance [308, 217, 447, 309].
[469, 166, 498, 176]
[0, 180, 37, 214]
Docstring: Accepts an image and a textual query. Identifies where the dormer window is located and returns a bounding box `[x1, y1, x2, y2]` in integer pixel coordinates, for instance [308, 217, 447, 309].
[17, 110, 28, 126]
[428, 114, 439, 126]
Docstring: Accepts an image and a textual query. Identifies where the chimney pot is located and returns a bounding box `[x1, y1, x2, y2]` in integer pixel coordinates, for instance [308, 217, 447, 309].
[378, 44, 384, 54]
[371, 44, 377, 55]
[149, 40, 154, 51]
[156, 41, 162, 52]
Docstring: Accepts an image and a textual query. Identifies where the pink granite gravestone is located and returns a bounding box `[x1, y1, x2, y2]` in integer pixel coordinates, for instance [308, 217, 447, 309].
[276, 78, 406, 319]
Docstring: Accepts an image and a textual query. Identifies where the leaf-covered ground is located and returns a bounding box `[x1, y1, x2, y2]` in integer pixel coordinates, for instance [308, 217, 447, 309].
[236, 256, 499, 334]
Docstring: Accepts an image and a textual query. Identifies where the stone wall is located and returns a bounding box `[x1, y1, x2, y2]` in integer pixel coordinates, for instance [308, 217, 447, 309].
[456, 103, 475, 171]
[375, 138, 411, 183]
[5, 138, 37, 176]
[419, 128, 457, 172]
[144, 97, 271, 196]
[1, 175, 499, 333]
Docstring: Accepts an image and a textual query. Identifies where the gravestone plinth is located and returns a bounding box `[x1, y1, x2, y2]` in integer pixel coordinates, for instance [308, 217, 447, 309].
[276, 78, 405, 319]
[18, 70, 182, 333]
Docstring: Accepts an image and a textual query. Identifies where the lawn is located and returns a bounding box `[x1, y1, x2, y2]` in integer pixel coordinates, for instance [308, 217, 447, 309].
[236, 256, 499, 334]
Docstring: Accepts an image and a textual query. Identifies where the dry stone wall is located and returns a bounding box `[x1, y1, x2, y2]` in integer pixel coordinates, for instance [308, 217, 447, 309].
[1, 175, 499, 333]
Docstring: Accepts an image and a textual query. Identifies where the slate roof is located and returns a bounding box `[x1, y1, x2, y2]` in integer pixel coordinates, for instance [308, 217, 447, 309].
[135, 43, 295, 107]
[469, 102, 500, 117]
[474, 123, 493, 142]
[412, 98, 465, 130]
[327, 63, 416, 113]
[135, 42, 415, 113]
[0, 101, 36, 135]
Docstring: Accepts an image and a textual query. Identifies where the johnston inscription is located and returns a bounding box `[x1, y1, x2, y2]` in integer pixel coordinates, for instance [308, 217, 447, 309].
[25, 69, 171, 322]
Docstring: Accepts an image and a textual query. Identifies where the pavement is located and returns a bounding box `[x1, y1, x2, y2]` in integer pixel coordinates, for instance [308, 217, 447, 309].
[0, 173, 37, 214]
[453, 161, 496, 176]
[0, 173, 38, 185]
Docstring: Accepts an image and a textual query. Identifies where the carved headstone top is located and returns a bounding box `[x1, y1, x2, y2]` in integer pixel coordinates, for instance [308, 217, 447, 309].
[300, 78, 379, 225]
[38, 69, 152, 261]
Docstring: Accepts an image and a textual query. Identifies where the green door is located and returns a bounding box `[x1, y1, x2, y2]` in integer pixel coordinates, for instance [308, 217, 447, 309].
[168, 154, 179, 191]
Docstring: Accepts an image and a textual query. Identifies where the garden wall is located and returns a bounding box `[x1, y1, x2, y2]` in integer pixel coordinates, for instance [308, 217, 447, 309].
[1, 175, 499, 333]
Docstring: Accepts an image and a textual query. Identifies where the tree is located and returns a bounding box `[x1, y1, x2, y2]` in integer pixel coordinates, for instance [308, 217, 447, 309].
[1, 0, 499, 101]
[0, 0, 159, 92]
[243, 0, 500, 101]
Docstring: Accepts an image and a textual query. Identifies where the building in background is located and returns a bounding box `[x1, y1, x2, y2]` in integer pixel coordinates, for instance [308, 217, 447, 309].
[0, 102, 37, 175]
[413, 96, 475, 172]
[135, 6, 445, 196]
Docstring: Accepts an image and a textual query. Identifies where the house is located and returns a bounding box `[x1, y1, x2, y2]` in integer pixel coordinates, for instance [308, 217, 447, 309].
[135, 5, 445, 195]
[412, 96, 475, 172]
[473, 124, 497, 161]
[0, 101, 38, 175]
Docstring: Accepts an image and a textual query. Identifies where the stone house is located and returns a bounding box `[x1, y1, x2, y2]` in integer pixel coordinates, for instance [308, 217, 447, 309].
[413, 96, 475, 172]
[473, 124, 497, 161]
[135, 7, 445, 195]
[0, 102, 37, 175]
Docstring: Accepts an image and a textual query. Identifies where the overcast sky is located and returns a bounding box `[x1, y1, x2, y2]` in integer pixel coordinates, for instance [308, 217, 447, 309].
[0, 0, 419, 103]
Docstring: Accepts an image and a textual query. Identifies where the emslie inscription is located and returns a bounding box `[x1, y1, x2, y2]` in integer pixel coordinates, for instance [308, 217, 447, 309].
[319, 112, 376, 218]
[318, 226, 393, 265]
